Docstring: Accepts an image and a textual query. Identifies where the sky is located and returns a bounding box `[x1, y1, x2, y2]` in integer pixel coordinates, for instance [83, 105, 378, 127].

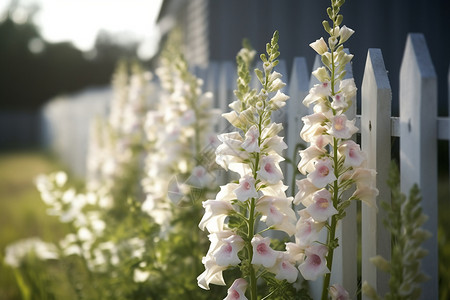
[0, 0, 163, 59]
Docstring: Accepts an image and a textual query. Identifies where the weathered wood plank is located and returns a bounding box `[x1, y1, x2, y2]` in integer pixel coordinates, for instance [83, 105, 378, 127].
[399, 33, 438, 299]
[360, 48, 392, 298]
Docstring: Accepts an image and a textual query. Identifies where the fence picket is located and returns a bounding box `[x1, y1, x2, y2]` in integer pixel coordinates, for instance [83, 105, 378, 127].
[361, 48, 392, 298]
[286, 57, 309, 197]
[399, 33, 438, 299]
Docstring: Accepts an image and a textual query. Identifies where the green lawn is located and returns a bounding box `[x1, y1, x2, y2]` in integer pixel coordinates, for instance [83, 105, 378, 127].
[0, 151, 69, 300]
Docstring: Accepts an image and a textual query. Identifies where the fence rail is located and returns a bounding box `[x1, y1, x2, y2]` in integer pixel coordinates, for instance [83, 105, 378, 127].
[41, 32, 448, 298]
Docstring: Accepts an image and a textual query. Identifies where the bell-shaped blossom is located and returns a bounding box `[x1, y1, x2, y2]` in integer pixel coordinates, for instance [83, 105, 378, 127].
[295, 210, 324, 247]
[257, 155, 284, 184]
[224, 278, 248, 300]
[307, 157, 337, 188]
[331, 93, 347, 110]
[268, 78, 286, 92]
[298, 145, 326, 175]
[303, 82, 331, 107]
[199, 199, 234, 233]
[294, 178, 320, 206]
[216, 132, 250, 175]
[339, 78, 357, 100]
[327, 114, 358, 139]
[351, 186, 379, 209]
[197, 255, 227, 290]
[300, 113, 328, 142]
[298, 244, 330, 281]
[189, 165, 214, 188]
[306, 189, 338, 222]
[241, 125, 260, 153]
[330, 283, 350, 300]
[285, 242, 306, 262]
[310, 134, 332, 149]
[312, 67, 331, 83]
[350, 168, 377, 189]
[260, 135, 287, 156]
[309, 37, 328, 55]
[251, 235, 279, 268]
[234, 175, 258, 202]
[269, 253, 299, 283]
[339, 140, 366, 167]
[269, 90, 289, 109]
[214, 234, 245, 266]
[256, 196, 296, 236]
[259, 180, 289, 198]
[339, 25, 355, 44]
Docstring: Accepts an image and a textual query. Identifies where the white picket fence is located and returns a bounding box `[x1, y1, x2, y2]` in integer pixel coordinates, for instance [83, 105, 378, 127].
[41, 32, 446, 298]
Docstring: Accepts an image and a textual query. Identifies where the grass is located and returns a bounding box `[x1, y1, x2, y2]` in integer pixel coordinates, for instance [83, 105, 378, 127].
[0, 150, 69, 300]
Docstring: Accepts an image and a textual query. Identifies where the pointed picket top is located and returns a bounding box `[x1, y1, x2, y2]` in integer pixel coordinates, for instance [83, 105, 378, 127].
[400, 33, 438, 299]
[286, 57, 309, 196]
[360, 48, 392, 298]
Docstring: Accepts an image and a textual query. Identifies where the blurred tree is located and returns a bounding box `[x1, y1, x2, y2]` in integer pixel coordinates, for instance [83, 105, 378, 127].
[0, 1, 145, 111]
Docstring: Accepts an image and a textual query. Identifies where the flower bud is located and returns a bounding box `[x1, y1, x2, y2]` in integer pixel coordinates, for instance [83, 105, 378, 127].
[309, 37, 328, 55]
[312, 67, 330, 83]
[339, 25, 355, 44]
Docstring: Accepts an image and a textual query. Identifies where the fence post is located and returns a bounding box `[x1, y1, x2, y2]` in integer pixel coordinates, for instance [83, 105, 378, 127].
[399, 33, 438, 299]
[361, 48, 392, 298]
[286, 57, 309, 197]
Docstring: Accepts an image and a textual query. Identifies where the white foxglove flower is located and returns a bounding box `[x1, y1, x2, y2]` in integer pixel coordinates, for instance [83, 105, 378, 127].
[298, 244, 330, 281]
[327, 114, 358, 139]
[339, 25, 355, 44]
[300, 113, 328, 142]
[309, 37, 328, 55]
[197, 255, 227, 290]
[241, 125, 260, 153]
[256, 196, 296, 236]
[298, 145, 326, 175]
[257, 154, 284, 184]
[330, 283, 350, 300]
[351, 186, 379, 209]
[338, 140, 367, 167]
[224, 278, 248, 300]
[199, 199, 234, 233]
[307, 157, 337, 188]
[306, 189, 338, 222]
[234, 175, 258, 201]
[214, 235, 245, 267]
[270, 254, 299, 283]
[295, 211, 324, 247]
[251, 235, 279, 268]
[350, 168, 377, 189]
[294, 178, 320, 206]
[269, 90, 289, 109]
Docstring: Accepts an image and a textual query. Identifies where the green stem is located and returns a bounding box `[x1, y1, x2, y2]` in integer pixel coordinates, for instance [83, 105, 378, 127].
[247, 197, 257, 300]
[321, 137, 340, 300]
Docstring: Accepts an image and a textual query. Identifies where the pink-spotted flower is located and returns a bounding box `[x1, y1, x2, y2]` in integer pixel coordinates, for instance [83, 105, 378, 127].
[298, 244, 330, 281]
[224, 278, 248, 300]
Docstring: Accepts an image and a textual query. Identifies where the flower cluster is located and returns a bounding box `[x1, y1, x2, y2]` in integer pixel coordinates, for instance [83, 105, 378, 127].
[198, 32, 297, 299]
[141, 50, 220, 232]
[289, 0, 378, 298]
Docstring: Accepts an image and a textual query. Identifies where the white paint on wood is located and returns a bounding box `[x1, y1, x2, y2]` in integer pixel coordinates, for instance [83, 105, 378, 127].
[360, 48, 392, 298]
[400, 33, 438, 300]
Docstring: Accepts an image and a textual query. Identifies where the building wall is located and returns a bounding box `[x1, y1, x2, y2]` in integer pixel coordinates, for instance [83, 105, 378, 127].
[159, 0, 450, 115]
